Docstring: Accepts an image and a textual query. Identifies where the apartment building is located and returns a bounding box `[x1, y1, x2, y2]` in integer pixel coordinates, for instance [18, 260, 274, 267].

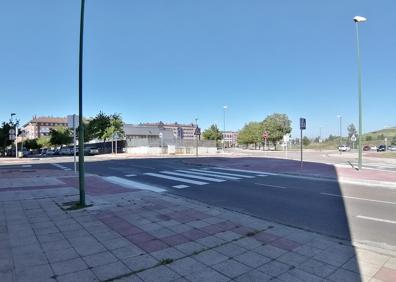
[22, 116, 68, 139]
[222, 131, 238, 147]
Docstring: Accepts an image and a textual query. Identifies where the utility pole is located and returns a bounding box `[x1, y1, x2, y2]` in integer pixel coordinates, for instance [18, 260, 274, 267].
[223, 106, 227, 151]
[78, 0, 86, 206]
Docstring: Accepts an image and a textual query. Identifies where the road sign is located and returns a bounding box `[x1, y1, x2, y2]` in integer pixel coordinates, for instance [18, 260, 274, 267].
[159, 132, 163, 138]
[67, 115, 79, 129]
[283, 134, 290, 143]
[351, 134, 357, 142]
[9, 135, 16, 141]
[300, 118, 306, 130]
[262, 131, 269, 139]
[9, 129, 15, 135]
[194, 127, 201, 136]
[113, 133, 119, 140]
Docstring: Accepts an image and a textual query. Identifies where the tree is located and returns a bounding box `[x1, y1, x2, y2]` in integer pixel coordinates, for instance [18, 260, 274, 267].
[302, 136, 311, 146]
[365, 135, 373, 141]
[237, 122, 263, 149]
[262, 113, 292, 149]
[102, 113, 125, 141]
[24, 139, 41, 150]
[86, 111, 111, 141]
[202, 124, 223, 143]
[49, 127, 72, 147]
[0, 122, 13, 152]
[37, 137, 51, 148]
[347, 123, 357, 138]
[391, 136, 396, 146]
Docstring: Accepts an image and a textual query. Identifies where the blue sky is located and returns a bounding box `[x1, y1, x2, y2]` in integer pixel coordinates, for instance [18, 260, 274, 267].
[1, 0, 395, 138]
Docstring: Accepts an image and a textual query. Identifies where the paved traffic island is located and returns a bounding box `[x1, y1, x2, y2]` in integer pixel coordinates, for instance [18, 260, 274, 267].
[0, 168, 395, 281]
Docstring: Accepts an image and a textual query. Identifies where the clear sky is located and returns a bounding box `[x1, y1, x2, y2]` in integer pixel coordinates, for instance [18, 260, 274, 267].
[1, 0, 395, 138]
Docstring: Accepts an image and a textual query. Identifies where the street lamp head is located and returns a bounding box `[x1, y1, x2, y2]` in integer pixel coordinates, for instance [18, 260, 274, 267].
[223, 105, 228, 110]
[353, 16, 367, 23]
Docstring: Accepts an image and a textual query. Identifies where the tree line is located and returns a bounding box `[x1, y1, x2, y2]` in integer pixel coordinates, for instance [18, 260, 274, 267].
[0, 112, 124, 152]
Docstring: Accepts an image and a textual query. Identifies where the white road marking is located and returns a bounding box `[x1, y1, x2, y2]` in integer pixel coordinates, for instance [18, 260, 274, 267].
[320, 193, 396, 205]
[357, 215, 396, 225]
[51, 163, 71, 171]
[160, 171, 225, 183]
[144, 173, 208, 185]
[255, 183, 288, 189]
[212, 168, 275, 175]
[21, 165, 32, 168]
[177, 170, 241, 180]
[188, 169, 254, 179]
[258, 175, 269, 177]
[125, 174, 136, 177]
[104, 176, 166, 193]
[173, 185, 189, 189]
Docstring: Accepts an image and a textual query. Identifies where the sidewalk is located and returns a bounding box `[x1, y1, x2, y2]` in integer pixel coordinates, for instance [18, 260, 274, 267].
[1, 170, 396, 282]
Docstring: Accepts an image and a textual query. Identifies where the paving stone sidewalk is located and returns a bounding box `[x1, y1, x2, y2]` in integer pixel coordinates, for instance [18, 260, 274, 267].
[0, 175, 395, 282]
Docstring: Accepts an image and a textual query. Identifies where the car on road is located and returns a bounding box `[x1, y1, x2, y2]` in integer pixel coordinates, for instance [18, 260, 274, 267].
[363, 145, 371, 151]
[377, 145, 386, 152]
[370, 145, 378, 151]
[388, 145, 396, 151]
[338, 145, 351, 152]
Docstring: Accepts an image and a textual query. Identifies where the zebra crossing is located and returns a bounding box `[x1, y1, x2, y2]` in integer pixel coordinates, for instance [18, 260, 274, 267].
[136, 168, 267, 190]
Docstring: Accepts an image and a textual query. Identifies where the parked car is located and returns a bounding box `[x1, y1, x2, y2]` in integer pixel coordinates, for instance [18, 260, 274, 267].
[46, 149, 55, 156]
[338, 145, 351, 152]
[370, 145, 378, 151]
[40, 148, 47, 156]
[84, 147, 99, 155]
[60, 147, 73, 155]
[387, 145, 396, 151]
[377, 145, 386, 152]
[363, 145, 371, 151]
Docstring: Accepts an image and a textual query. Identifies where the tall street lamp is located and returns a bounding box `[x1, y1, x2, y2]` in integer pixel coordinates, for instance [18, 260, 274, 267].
[223, 106, 227, 151]
[78, 0, 86, 206]
[354, 16, 367, 170]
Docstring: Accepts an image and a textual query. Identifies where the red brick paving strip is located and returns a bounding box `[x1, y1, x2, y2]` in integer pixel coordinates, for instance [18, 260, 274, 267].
[374, 267, 396, 282]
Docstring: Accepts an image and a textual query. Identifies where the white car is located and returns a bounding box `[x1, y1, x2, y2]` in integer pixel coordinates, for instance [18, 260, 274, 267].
[338, 145, 351, 152]
[370, 146, 378, 151]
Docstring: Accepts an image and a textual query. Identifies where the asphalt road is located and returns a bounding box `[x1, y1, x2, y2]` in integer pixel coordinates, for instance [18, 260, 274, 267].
[4, 158, 396, 250]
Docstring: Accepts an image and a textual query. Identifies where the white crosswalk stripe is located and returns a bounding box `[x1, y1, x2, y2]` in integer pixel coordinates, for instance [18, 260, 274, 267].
[160, 171, 226, 182]
[176, 170, 241, 180]
[144, 173, 208, 185]
[211, 167, 275, 175]
[51, 163, 72, 171]
[188, 169, 254, 178]
[105, 176, 166, 193]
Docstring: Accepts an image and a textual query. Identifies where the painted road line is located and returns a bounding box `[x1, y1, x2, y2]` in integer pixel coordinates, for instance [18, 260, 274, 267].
[51, 163, 71, 171]
[177, 170, 241, 180]
[125, 174, 137, 177]
[357, 215, 396, 225]
[104, 176, 166, 193]
[189, 169, 254, 179]
[21, 165, 32, 168]
[173, 185, 189, 189]
[255, 183, 288, 189]
[160, 171, 226, 183]
[257, 175, 269, 177]
[144, 173, 208, 185]
[212, 168, 276, 176]
[320, 193, 396, 205]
